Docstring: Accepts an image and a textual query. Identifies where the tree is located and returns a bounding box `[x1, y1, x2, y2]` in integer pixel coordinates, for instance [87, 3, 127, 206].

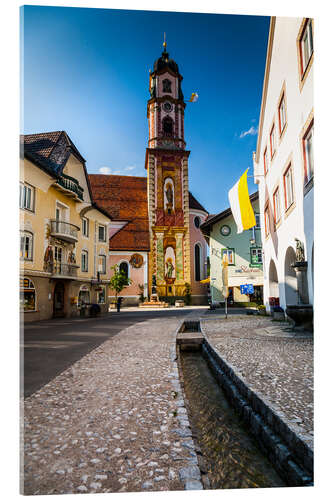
[109, 265, 132, 302]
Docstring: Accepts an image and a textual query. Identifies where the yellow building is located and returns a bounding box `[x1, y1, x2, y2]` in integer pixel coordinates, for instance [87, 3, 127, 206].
[20, 131, 113, 322]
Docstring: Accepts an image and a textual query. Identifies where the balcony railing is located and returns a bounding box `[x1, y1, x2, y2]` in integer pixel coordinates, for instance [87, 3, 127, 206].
[50, 220, 80, 243]
[52, 262, 79, 278]
[56, 173, 84, 201]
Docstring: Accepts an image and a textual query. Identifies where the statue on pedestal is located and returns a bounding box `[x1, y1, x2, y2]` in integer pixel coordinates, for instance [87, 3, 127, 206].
[295, 238, 305, 262]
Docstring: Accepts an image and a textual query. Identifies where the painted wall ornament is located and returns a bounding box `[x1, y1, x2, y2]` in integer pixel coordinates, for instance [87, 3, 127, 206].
[165, 258, 175, 278]
[43, 245, 54, 272]
[130, 253, 144, 268]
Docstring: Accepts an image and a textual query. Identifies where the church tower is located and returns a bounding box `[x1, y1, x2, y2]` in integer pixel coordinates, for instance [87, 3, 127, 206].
[145, 41, 191, 298]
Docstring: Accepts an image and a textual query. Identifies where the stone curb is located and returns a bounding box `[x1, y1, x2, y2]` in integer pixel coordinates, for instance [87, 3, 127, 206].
[168, 319, 204, 491]
[200, 321, 313, 486]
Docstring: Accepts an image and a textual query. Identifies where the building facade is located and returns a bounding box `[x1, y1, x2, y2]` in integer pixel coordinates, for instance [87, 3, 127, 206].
[89, 43, 208, 305]
[253, 17, 314, 312]
[20, 131, 113, 322]
[201, 193, 263, 306]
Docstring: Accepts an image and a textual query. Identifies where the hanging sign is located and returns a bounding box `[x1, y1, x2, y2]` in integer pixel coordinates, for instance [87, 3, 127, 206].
[240, 284, 254, 295]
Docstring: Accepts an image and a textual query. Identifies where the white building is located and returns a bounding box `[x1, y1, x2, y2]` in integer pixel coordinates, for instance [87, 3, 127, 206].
[253, 17, 314, 312]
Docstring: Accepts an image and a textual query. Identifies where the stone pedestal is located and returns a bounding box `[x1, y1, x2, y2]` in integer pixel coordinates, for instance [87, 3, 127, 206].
[292, 261, 309, 304]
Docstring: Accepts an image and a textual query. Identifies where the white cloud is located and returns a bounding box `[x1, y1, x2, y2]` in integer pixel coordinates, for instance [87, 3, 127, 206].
[98, 166, 137, 176]
[239, 126, 258, 139]
[99, 166, 112, 175]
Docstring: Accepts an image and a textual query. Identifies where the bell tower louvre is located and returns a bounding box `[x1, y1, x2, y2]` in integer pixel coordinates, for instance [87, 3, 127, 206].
[145, 40, 192, 298]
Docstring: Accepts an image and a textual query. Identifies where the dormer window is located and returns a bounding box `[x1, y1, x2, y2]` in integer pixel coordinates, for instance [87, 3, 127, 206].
[162, 116, 173, 137]
[162, 79, 172, 93]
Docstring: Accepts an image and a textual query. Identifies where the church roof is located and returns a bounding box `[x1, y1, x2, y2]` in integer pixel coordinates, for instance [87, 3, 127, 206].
[189, 192, 208, 214]
[88, 174, 150, 252]
[153, 48, 179, 75]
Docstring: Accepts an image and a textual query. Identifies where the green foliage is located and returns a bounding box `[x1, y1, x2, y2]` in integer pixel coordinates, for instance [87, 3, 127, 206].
[138, 284, 145, 303]
[109, 265, 132, 300]
[184, 282, 192, 306]
[206, 256, 210, 277]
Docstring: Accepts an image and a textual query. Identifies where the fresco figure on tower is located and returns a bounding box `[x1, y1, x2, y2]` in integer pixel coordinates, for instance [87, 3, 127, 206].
[166, 258, 174, 278]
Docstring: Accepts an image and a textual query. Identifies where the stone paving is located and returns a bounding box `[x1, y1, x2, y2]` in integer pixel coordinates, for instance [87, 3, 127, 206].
[201, 314, 314, 449]
[22, 313, 201, 495]
[22, 309, 314, 495]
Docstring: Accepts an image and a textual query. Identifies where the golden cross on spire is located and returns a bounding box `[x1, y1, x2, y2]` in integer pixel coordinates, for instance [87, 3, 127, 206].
[163, 32, 167, 51]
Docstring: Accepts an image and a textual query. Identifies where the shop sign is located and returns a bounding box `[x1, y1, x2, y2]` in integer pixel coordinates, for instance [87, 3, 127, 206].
[80, 285, 89, 291]
[235, 266, 261, 273]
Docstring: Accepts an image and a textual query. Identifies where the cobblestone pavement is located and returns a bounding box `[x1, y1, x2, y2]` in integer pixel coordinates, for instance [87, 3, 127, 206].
[201, 314, 313, 448]
[23, 313, 200, 495]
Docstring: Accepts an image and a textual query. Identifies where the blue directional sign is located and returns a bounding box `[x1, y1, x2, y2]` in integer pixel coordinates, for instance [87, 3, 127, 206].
[240, 284, 254, 295]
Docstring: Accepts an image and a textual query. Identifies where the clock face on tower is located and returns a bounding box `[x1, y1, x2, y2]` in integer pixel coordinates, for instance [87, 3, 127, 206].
[163, 102, 173, 113]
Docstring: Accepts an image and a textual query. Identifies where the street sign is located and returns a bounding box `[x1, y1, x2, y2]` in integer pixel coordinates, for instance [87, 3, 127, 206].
[240, 284, 254, 295]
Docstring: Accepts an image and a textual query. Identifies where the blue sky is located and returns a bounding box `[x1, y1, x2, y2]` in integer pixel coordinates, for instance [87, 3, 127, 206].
[21, 5, 270, 214]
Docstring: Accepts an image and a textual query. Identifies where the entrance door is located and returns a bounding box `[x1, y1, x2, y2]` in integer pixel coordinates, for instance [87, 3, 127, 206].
[53, 282, 65, 318]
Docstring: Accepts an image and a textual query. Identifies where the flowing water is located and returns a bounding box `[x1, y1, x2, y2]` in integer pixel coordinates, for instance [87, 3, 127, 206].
[180, 351, 287, 490]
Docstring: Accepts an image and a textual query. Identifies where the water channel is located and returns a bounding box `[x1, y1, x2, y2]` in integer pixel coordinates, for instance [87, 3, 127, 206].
[180, 351, 287, 490]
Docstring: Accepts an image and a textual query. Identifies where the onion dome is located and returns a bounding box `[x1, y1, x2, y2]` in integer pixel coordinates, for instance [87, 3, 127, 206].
[153, 45, 179, 74]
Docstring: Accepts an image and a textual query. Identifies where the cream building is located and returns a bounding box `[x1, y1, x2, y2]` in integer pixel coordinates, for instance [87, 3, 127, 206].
[20, 131, 113, 322]
[253, 17, 314, 312]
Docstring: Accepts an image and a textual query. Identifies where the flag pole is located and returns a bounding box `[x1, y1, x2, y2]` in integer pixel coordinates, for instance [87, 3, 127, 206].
[222, 254, 229, 320]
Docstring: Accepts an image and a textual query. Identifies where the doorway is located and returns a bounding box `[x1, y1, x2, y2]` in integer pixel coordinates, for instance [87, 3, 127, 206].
[53, 282, 65, 318]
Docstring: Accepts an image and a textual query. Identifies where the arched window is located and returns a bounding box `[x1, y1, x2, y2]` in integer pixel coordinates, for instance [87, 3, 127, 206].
[20, 277, 36, 311]
[162, 117, 173, 137]
[195, 243, 202, 281]
[119, 261, 129, 280]
[20, 231, 33, 260]
[162, 79, 172, 93]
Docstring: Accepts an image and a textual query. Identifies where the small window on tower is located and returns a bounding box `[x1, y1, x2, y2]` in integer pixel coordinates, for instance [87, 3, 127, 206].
[162, 117, 173, 137]
[163, 79, 172, 93]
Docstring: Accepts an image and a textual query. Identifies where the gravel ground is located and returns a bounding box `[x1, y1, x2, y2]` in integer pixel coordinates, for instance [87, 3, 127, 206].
[22, 315, 199, 495]
[201, 315, 313, 448]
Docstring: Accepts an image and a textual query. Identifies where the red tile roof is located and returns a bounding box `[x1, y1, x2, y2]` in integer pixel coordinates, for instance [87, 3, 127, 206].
[89, 174, 150, 251]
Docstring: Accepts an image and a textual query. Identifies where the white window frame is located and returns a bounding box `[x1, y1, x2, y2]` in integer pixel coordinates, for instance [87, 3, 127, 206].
[20, 183, 35, 211]
[278, 94, 286, 134]
[263, 147, 268, 175]
[20, 231, 33, 261]
[222, 248, 235, 265]
[250, 247, 263, 265]
[119, 260, 130, 280]
[303, 123, 314, 184]
[264, 205, 270, 236]
[98, 224, 106, 242]
[98, 254, 106, 274]
[300, 19, 313, 75]
[270, 124, 276, 158]
[273, 187, 281, 224]
[82, 217, 89, 237]
[255, 213, 261, 229]
[81, 250, 89, 272]
[284, 165, 294, 210]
